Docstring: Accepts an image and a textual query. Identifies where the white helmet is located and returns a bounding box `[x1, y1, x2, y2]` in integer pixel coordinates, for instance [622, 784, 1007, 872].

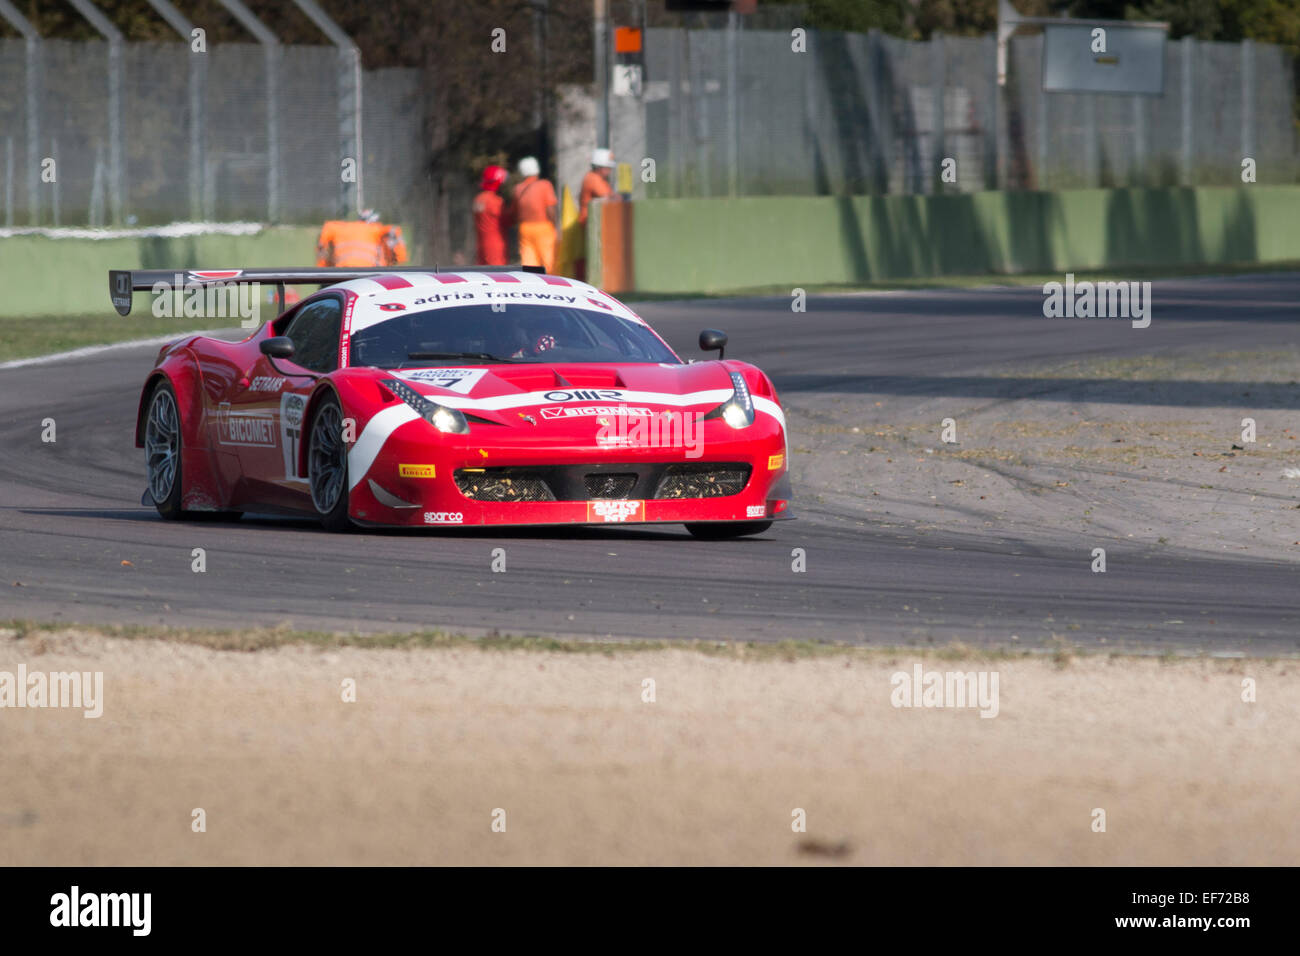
[359, 208, 380, 222]
[517, 156, 540, 178]
[591, 148, 616, 168]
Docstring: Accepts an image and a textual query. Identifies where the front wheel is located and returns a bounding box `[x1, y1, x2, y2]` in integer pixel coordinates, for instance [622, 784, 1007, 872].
[685, 521, 773, 539]
[308, 395, 353, 532]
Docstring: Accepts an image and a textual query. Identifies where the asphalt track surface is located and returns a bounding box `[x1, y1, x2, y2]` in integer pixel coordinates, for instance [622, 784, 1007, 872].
[2, 274, 1298, 653]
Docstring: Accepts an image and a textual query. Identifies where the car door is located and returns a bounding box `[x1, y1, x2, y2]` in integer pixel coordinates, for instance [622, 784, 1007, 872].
[233, 295, 344, 510]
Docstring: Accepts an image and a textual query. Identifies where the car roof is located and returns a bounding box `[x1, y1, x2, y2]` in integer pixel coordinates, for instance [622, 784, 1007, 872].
[326, 271, 645, 333]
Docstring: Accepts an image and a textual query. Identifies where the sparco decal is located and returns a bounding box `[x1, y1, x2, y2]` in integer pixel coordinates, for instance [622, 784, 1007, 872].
[423, 511, 463, 524]
[588, 500, 644, 523]
[543, 389, 624, 402]
[747, 505, 767, 518]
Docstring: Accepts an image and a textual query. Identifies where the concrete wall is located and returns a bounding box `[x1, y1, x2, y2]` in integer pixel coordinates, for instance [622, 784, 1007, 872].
[0, 226, 321, 317]
[623, 186, 1300, 294]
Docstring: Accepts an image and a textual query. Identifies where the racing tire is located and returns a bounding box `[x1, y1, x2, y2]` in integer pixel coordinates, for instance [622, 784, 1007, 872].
[144, 380, 185, 520]
[308, 394, 354, 532]
[685, 520, 773, 539]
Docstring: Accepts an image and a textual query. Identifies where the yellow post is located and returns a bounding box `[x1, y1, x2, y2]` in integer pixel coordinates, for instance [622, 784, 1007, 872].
[557, 185, 582, 278]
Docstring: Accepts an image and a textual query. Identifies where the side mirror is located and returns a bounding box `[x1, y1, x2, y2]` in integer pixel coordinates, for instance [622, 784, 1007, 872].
[699, 328, 727, 359]
[260, 336, 295, 359]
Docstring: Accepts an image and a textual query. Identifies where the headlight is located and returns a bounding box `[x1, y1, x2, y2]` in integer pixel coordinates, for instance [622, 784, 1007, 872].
[704, 371, 755, 429]
[386, 378, 470, 435]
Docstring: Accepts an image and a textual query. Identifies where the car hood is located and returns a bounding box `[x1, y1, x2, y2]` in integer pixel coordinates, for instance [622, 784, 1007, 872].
[385, 362, 738, 419]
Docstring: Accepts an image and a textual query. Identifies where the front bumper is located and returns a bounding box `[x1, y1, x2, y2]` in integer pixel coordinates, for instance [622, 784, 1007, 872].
[348, 420, 791, 528]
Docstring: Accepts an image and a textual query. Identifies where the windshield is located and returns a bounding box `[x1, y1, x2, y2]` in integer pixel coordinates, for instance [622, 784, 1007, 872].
[349, 304, 681, 368]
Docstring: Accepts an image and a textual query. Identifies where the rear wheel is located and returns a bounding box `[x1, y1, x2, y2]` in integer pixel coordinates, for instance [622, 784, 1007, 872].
[308, 395, 353, 532]
[685, 520, 773, 539]
[144, 382, 184, 520]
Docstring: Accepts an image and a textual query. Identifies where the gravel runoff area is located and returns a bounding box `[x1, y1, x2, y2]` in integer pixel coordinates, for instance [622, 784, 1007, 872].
[789, 344, 1300, 563]
[1, 628, 1294, 866]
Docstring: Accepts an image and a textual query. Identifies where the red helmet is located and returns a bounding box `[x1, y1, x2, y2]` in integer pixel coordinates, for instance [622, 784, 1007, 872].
[481, 165, 507, 191]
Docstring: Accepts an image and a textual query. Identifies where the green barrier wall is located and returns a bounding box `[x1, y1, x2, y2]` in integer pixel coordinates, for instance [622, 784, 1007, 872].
[627, 186, 1300, 293]
[0, 227, 322, 317]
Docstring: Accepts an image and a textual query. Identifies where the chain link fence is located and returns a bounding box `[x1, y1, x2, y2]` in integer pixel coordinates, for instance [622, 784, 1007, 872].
[639, 27, 1298, 198]
[0, 39, 425, 228]
[3, 29, 1295, 227]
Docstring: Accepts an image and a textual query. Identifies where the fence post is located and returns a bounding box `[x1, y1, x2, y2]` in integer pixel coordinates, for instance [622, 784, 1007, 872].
[1241, 39, 1255, 178]
[293, 1, 364, 217]
[4, 135, 12, 227]
[67, 0, 126, 224]
[1181, 36, 1194, 185]
[216, 1, 280, 222]
[1036, 49, 1048, 189]
[931, 32, 945, 194]
[725, 8, 738, 197]
[0, 2, 43, 225]
[1132, 95, 1145, 187]
[144, 1, 205, 221]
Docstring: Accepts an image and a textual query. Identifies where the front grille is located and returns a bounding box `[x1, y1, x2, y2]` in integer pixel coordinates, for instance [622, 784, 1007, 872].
[584, 473, 638, 499]
[454, 469, 556, 502]
[653, 463, 751, 499]
[453, 463, 752, 502]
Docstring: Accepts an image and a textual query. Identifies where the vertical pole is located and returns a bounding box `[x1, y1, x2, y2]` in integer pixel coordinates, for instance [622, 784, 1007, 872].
[143, 2, 204, 220]
[350, 46, 362, 213]
[1241, 39, 1255, 177]
[4, 135, 12, 227]
[1036, 71, 1048, 189]
[1181, 36, 1194, 185]
[725, 8, 738, 197]
[1131, 95, 1145, 187]
[189, 50, 204, 220]
[51, 136, 59, 227]
[266, 44, 280, 222]
[108, 38, 124, 223]
[291, 1, 364, 216]
[67, 0, 126, 224]
[25, 37, 39, 225]
[931, 32, 945, 193]
[1085, 95, 1098, 188]
[594, 0, 609, 148]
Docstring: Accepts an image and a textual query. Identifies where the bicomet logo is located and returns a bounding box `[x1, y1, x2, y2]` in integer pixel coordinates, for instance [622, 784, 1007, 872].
[50, 886, 151, 936]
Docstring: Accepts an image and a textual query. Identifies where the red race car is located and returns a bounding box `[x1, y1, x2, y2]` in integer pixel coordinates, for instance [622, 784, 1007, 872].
[113, 268, 791, 537]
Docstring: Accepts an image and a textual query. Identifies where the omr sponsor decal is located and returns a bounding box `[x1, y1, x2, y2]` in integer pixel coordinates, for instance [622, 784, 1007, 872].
[400, 464, 436, 478]
[588, 499, 644, 523]
[544, 389, 624, 402]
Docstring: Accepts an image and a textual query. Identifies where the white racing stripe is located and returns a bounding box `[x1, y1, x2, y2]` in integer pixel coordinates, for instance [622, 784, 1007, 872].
[347, 404, 420, 491]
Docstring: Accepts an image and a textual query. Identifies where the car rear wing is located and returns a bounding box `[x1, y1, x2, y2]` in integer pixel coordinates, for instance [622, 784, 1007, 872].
[108, 265, 538, 316]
